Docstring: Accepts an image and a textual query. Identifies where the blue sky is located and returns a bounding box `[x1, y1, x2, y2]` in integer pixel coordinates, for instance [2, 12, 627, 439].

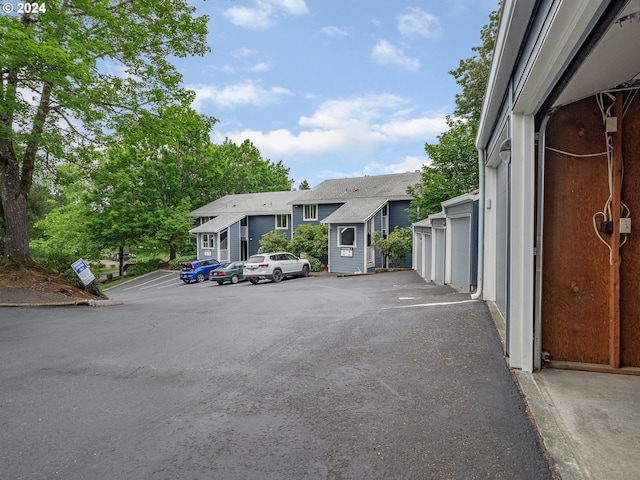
[176, 0, 499, 188]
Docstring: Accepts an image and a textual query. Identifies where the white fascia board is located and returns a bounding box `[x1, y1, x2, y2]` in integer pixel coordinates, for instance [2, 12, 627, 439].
[363, 199, 388, 223]
[440, 191, 479, 208]
[477, 0, 536, 149]
[412, 218, 432, 227]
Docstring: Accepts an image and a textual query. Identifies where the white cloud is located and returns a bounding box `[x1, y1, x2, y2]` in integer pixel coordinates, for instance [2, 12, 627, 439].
[189, 81, 292, 108]
[224, 0, 309, 29]
[251, 61, 272, 72]
[371, 40, 420, 71]
[212, 94, 447, 160]
[299, 94, 405, 129]
[231, 48, 257, 58]
[381, 156, 429, 173]
[278, 0, 309, 15]
[397, 7, 441, 38]
[321, 25, 348, 37]
[374, 116, 447, 138]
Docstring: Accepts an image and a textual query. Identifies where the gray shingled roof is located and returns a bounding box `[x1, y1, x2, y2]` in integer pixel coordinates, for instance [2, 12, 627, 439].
[291, 171, 421, 204]
[321, 198, 387, 224]
[190, 191, 302, 217]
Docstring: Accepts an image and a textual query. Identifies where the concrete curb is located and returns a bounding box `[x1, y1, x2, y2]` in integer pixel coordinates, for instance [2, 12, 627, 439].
[514, 370, 584, 480]
[0, 298, 123, 308]
[87, 299, 124, 307]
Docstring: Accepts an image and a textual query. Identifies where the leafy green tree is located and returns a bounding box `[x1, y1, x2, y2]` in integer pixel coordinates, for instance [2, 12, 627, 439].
[85, 146, 147, 276]
[258, 230, 289, 254]
[372, 226, 413, 268]
[209, 139, 293, 195]
[258, 224, 328, 271]
[115, 107, 217, 260]
[1, 181, 64, 252]
[298, 180, 311, 190]
[0, 0, 209, 261]
[450, 7, 501, 122]
[84, 108, 292, 263]
[288, 223, 328, 269]
[409, 5, 500, 221]
[31, 200, 101, 260]
[408, 118, 479, 220]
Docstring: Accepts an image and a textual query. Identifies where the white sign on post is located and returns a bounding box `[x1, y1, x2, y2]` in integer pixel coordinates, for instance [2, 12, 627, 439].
[71, 259, 96, 286]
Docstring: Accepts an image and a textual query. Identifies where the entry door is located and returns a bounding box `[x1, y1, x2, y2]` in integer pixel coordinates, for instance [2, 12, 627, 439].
[450, 217, 471, 292]
[367, 217, 375, 266]
[435, 228, 445, 285]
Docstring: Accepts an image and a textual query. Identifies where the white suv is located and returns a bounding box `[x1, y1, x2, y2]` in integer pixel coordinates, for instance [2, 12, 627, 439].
[243, 252, 311, 284]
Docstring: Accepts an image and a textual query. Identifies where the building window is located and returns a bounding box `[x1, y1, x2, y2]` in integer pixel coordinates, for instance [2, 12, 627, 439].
[220, 229, 228, 250]
[303, 204, 317, 221]
[276, 215, 288, 229]
[201, 234, 211, 248]
[338, 226, 356, 247]
[219, 229, 229, 261]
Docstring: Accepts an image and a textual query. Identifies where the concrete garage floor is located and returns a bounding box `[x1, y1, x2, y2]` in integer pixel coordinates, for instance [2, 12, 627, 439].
[516, 367, 640, 480]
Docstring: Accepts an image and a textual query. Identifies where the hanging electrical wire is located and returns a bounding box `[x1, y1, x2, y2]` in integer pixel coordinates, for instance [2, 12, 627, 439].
[591, 92, 630, 264]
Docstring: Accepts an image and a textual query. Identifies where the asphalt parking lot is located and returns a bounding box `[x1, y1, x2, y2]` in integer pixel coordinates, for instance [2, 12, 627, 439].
[0, 270, 554, 479]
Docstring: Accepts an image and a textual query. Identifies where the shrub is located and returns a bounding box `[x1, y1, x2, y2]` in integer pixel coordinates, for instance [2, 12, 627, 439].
[306, 256, 324, 272]
[258, 229, 289, 253]
[371, 226, 413, 268]
[288, 224, 328, 261]
[169, 255, 194, 270]
[41, 251, 78, 282]
[126, 259, 163, 276]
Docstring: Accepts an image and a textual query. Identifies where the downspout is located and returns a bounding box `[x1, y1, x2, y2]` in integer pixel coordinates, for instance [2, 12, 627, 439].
[533, 108, 558, 370]
[471, 149, 486, 300]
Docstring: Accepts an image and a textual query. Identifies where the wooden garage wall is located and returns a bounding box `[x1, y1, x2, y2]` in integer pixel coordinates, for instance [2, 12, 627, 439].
[542, 92, 640, 367]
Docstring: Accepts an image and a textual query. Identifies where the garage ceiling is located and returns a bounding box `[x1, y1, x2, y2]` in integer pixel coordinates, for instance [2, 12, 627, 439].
[554, 0, 640, 107]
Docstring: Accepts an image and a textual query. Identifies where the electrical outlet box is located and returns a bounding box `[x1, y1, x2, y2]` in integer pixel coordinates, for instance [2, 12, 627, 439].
[620, 218, 632, 234]
[606, 116, 618, 132]
[601, 220, 614, 234]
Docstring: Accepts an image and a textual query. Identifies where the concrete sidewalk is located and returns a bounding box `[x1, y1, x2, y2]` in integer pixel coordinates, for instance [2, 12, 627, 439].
[517, 368, 640, 480]
[488, 302, 640, 480]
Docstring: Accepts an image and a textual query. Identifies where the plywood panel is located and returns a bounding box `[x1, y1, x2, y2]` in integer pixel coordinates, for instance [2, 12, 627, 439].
[620, 92, 640, 367]
[542, 97, 610, 364]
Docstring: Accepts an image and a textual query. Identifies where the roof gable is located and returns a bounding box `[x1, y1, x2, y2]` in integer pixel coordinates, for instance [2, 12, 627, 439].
[321, 198, 387, 224]
[190, 213, 246, 234]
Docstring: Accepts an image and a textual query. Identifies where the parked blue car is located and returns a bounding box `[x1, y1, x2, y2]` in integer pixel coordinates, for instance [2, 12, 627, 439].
[180, 258, 221, 284]
[209, 262, 246, 285]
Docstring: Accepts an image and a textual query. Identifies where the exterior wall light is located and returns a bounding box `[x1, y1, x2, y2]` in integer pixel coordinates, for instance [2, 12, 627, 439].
[499, 138, 511, 162]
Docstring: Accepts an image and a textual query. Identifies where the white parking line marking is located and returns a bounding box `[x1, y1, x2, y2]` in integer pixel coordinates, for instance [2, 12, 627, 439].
[139, 277, 180, 290]
[379, 380, 404, 400]
[398, 297, 415, 300]
[385, 299, 477, 309]
[122, 272, 177, 291]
